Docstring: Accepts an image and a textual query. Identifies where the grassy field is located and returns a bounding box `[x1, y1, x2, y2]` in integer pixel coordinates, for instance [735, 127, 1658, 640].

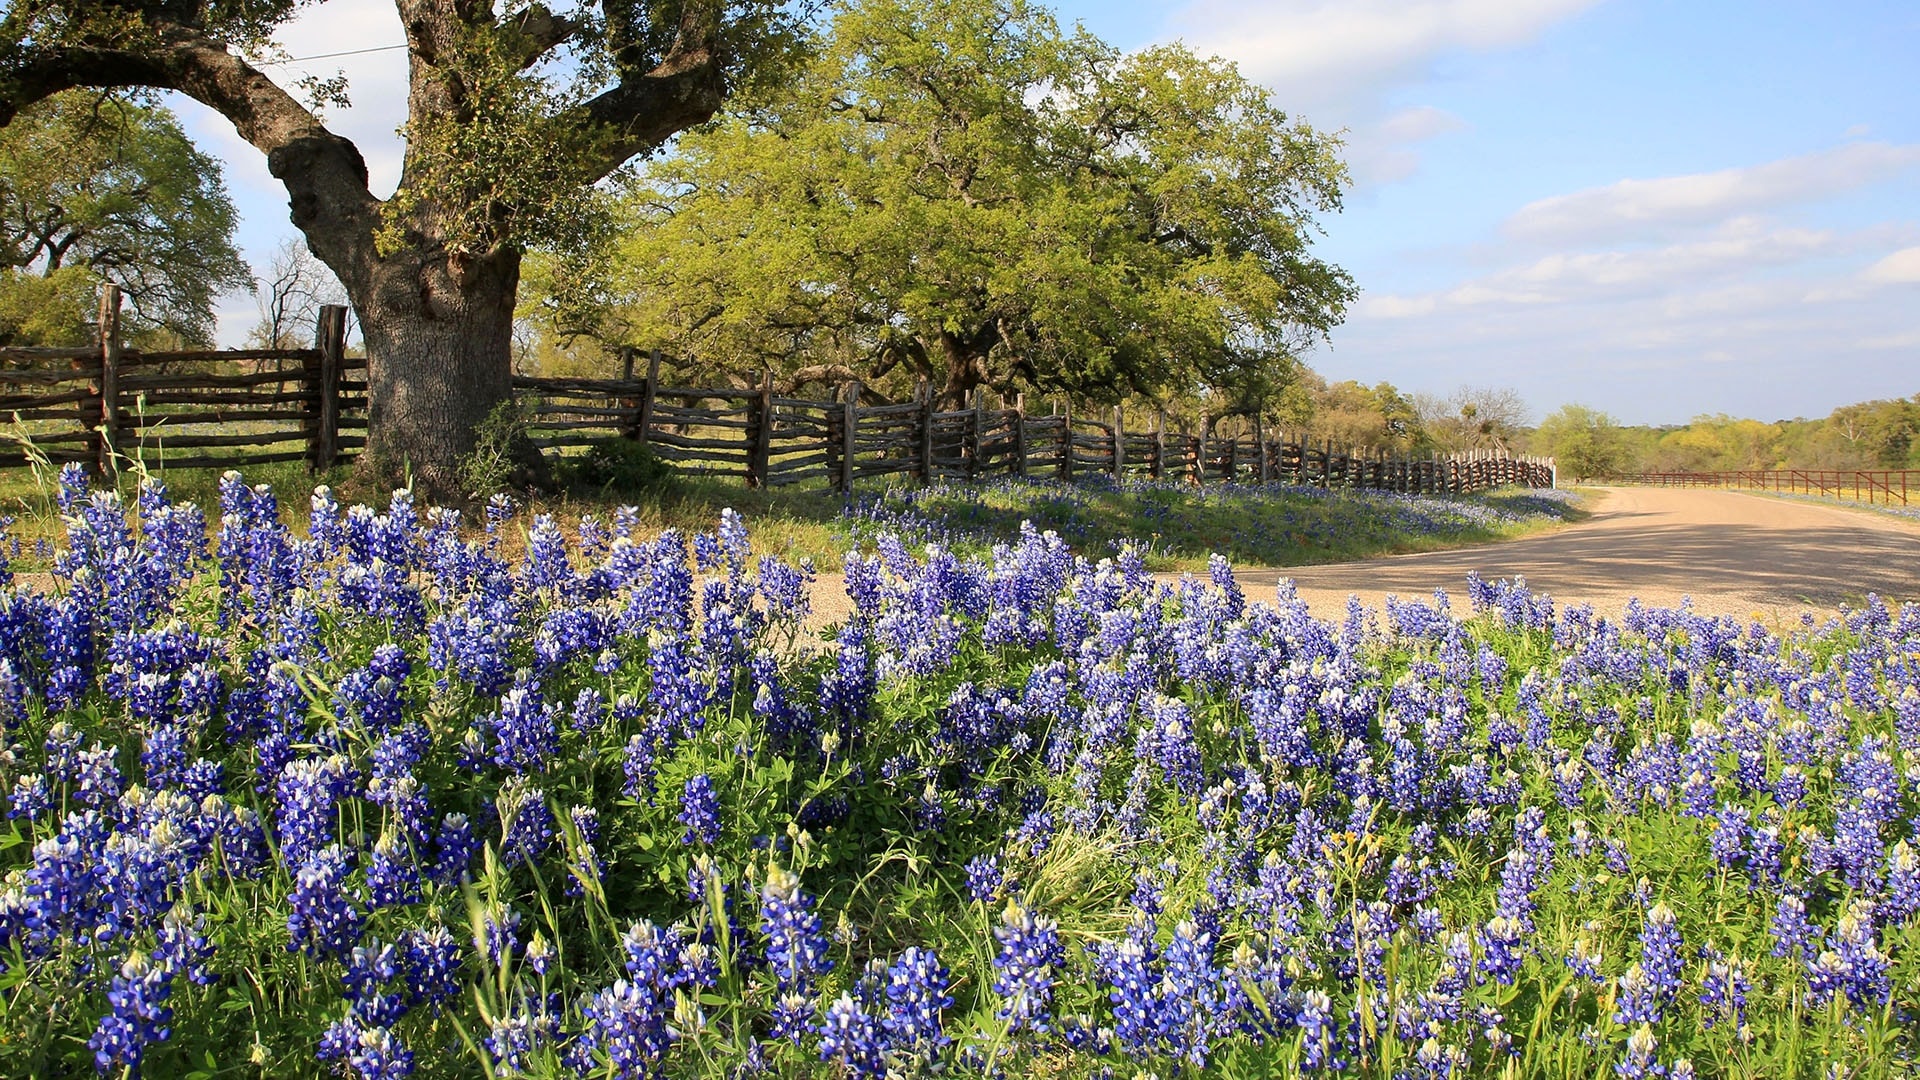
[0, 451, 1582, 575]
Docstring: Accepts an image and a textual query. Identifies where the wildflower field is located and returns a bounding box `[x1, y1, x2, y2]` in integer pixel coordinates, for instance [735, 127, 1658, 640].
[0, 466, 1915, 1079]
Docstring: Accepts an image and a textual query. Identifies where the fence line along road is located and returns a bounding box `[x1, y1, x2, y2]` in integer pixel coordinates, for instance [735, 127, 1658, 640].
[0, 289, 362, 476]
[1, 289, 1553, 495]
[518, 353, 1553, 494]
[1609, 470, 1916, 507]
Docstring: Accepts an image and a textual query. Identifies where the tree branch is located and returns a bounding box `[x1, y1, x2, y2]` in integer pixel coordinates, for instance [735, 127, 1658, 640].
[0, 35, 381, 284]
[567, 9, 728, 183]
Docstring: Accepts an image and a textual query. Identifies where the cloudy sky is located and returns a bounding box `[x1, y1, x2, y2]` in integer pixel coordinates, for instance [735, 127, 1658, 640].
[178, 0, 1920, 426]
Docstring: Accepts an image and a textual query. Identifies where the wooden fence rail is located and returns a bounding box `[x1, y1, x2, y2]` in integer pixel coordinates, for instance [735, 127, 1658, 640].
[1609, 470, 1916, 506]
[0, 290, 360, 474]
[1, 300, 1553, 495]
[520, 366, 1556, 495]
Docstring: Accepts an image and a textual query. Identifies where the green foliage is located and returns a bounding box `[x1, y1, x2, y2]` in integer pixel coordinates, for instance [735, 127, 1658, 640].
[0, 90, 251, 345]
[0, 263, 96, 346]
[1532, 403, 1629, 480]
[1528, 394, 1920, 475]
[457, 396, 534, 499]
[545, 0, 1353, 410]
[561, 437, 677, 494]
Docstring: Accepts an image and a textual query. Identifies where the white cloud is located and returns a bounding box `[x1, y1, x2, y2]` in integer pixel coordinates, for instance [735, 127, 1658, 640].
[1370, 220, 1840, 313]
[1862, 246, 1920, 284]
[1504, 142, 1920, 243]
[1857, 330, 1920, 350]
[1342, 106, 1469, 185]
[1160, 0, 1598, 189]
[1168, 0, 1602, 117]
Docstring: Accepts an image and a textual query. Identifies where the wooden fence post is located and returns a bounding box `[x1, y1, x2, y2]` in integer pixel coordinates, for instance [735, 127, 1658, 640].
[917, 380, 935, 483]
[94, 285, 122, 477]
[746, 369, 774, 489]
[1153, 409, 1167, 480]
[308, 304, 347, 471]
[635, 349, 661, 448]
[969, 387, 985, 480]
[1255, 416, 1269, 485]
[1012, 392, 1027, 478]
[616, 347, 642, 441]
[839, 380, 859, 495]
[1059, 400, 1073, 482]
[1111, 405, 1124, 478]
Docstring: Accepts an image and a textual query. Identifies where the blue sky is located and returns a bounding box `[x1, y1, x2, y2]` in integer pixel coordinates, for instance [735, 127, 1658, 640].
[178, 0, 1920, 426]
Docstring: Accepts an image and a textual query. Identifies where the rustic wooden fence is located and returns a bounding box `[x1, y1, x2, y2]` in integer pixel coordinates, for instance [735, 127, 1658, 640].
[519, 354, 1556, 495]
[0, 289, 361, 475]
[1609, 469, 1916, 506]
[1, 292, 1552, 494]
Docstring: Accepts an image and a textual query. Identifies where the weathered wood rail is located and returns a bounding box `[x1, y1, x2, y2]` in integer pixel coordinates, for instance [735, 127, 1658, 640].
[1610, 470, 1917, 506]
[0, 290, 361, 475]
[1, 296, 1552, 494]
[520, 360, 1556, 494]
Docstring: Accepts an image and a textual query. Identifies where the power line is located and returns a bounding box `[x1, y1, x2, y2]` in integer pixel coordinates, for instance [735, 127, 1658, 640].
[259, 43, 408, 65]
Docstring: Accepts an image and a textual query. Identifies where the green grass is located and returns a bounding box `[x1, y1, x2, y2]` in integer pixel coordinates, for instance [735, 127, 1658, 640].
[0, 448, 1583, 577]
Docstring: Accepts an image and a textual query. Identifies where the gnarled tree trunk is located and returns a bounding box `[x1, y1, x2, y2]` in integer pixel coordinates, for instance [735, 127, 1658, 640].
[350, 245, 523, 495]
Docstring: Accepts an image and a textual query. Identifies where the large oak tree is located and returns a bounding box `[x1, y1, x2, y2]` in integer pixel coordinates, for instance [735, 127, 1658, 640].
[547, 0, 1354, 410]
[2, 0, 807, 491]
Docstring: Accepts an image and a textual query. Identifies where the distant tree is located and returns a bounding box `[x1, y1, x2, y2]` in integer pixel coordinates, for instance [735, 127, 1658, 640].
[0, 89, 250, 345]
[1414, 386, 1528, 454]
[1532, 403, 1628, 480]
[1826, 397, 1918, 468]
[1306, 379, 1427, 452]
[553, 0, 1354, 410]
[245, 237, 348, 350]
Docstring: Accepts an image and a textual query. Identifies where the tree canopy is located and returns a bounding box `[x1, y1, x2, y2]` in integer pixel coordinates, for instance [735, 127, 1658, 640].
[542, 0, 1354, 409]
[0, 89, 249, 345]
[2, 0, 811, 490]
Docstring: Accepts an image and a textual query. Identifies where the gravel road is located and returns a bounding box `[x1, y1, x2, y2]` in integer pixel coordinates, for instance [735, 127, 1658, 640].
[804, 487, 1920, 626]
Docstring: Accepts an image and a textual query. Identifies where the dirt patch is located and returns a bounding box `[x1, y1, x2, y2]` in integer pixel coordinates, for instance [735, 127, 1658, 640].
[802, 487, 1920, 627]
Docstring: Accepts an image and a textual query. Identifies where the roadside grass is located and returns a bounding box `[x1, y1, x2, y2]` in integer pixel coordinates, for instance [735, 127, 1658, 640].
[0, 448, 1583, 576]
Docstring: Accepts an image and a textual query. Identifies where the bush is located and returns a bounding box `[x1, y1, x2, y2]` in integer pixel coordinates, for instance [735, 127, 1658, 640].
[562, 436, 676, 494]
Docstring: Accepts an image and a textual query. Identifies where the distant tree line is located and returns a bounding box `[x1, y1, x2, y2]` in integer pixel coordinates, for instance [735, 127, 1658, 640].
[1523, 397, 1920, 481]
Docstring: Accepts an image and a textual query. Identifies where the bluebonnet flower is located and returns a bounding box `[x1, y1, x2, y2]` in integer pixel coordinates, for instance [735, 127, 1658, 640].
[1615, 1025, 1663, 1080]
[581, 980, 673, 1076]
[88, 951, 174, 1073]
[1769, 894, 1819, 962]
[1136, 694, 1204, 796]
[679, 775, 721, 846]
[1479, 915, 1527, 985]
[342, 940, 407, 1028]
[288, 844, 362, 960]
[761, 867, 832, 995]
[489, 682, 559, 775]
[1638, 903, 1684, 1004]
[367, 832, 420, 909]
[965, 854, 1006, 903]
[431, 813, 478, 886]
[1698, 952, 1750, 1030]
[274, 754, 354, 869]
[882, 946, 951, 1055]
[992, 901, 1065, 1034]
[817, 992, 886, 1077]
[497, 780, 554, 867]
[1821, 902, 1891, 1010]
[1297, 989, 1337, 1071]
[623, 732, 657, 799]
[400, 925, 462, 1008]
[566, 805, 602, 897]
